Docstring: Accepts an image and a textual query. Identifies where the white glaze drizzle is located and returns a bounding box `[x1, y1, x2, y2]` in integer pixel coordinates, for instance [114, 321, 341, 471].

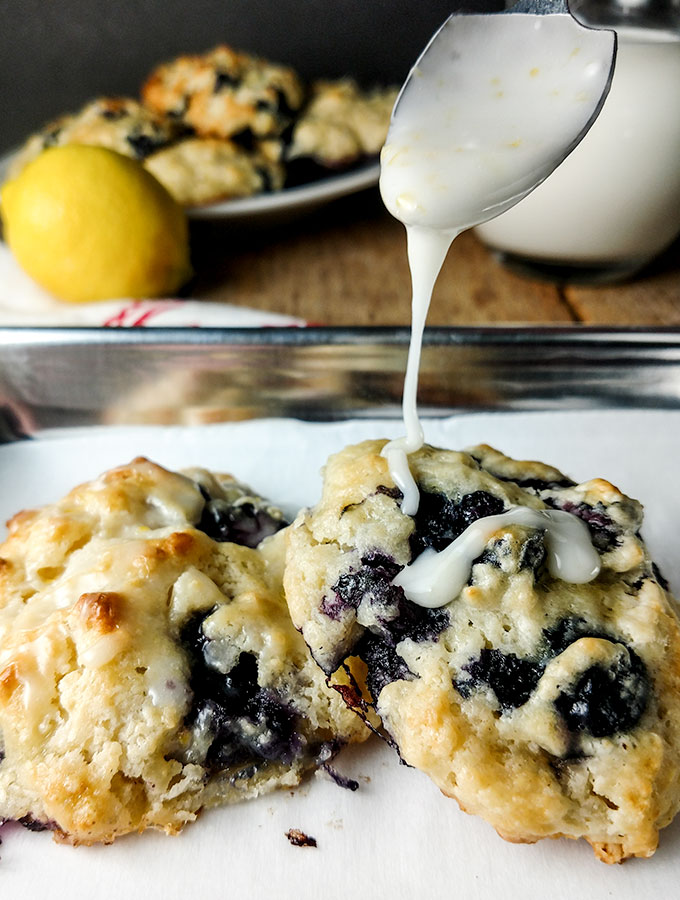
[393, 506, 601, 609]
[381, 225, 458, 515]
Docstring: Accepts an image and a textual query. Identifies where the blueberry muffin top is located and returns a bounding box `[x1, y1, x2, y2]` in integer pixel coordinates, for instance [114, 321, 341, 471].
[7, 97, 181, 180]
[287, 79, 398, 168]
[141, 45, 305, 140]
[144, 136, 285, 206]
[0, 459, 366, 845]
[283, 439, 680, 863]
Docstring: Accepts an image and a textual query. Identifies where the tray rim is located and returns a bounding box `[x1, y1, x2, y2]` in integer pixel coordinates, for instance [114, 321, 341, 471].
[2, 323, 680, 347]
[3, 324, 680, 444]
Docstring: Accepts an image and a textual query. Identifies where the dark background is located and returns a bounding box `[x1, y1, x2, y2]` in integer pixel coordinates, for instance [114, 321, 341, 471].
[0, 0, 503, 153]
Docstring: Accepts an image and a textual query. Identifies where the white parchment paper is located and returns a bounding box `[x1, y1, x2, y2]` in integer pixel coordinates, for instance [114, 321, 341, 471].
[1, 410, 679, 897]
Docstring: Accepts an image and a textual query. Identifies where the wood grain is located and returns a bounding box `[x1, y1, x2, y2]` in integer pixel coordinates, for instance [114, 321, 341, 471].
[563, 243, 680, 325]
[190, 188, 680, 327]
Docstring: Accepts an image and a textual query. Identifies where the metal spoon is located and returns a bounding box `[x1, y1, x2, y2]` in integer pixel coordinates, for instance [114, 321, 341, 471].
[380, 0, 617, 231]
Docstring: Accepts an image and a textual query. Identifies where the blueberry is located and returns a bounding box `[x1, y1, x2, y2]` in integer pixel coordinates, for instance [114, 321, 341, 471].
[126, 133, 167, 160]
[228, 764, 259, 783]
[518, 531, 547, 574]
[410, 490, 505, 558]
[455, 649, 543, 710]
[197, 495, 287, 549]
[475, 545, 503, 569]
[511, 618, 651, 738]
[471, 533, 546, 577]
[322, 554, 402, 621]
[454, 617, 651, 737]
[18, 815, 52, 832]
[272, 87, 297, 119]
[256, 166, 275, 193]
[362, 551, 403, 574]
[554, 648, 649, 738]
[356, 632, 414, 700]
[544, 498, 619, 553]
[409, 491, 458, 556]
[179, 613, 301, 770]
[231, 130, 256, 153]
[325, 553, 448, 646]
[401, 604, 450, 645]
[214, 70, 240, 92]
[324, 553, 449, 697]
[542, 617, 609, 656]
[460, 491, 507, 526]
[204, 667, 301, 769]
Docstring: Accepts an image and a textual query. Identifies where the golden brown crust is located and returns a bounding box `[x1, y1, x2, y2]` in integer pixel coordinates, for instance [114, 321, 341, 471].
[144, 136, 285, 206]
[0, 458, 367, 844]
[0, 662, 20, 702]
[6, 97, 180, 181]
[141, 45, 304, 140]
[284, 439, 680, 861]
[74, 591, 124, 634]
[288, 79, 398, 166]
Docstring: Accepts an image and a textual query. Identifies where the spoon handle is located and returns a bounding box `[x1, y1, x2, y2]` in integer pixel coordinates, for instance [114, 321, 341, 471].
[509, 0, 571, 14]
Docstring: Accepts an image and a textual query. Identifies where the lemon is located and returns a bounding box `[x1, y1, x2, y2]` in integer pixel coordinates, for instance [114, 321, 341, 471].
[0, 145, 192, 303]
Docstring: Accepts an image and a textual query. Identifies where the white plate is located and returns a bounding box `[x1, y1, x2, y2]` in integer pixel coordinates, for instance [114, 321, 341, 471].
[1, 411, 680, 899]
[186, 160, 380, 222]
[0, 148, 380, 223]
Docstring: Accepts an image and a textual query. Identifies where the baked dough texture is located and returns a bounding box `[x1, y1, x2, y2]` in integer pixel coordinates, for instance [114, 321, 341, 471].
[144, 136, 285, 206]
[0, 459, 366, 844]
[6, 48, 396, 206]
[142, 45, 304, 140]
[7, 97, 181, 180]
[5, 98, 283, 207]
[283, 439, 680, 862]
[287, 79, 398, 167]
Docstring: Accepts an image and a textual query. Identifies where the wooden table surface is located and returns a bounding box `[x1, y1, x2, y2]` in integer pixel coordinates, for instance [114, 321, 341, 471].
[190, 187, 680, 328]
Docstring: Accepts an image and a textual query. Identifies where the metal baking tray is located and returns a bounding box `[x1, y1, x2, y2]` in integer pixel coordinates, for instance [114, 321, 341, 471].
[2, 325, 680, 895]
[1, 325, 680, 441]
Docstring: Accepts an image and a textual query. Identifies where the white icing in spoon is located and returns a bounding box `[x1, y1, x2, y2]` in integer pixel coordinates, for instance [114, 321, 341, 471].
[393, 506, 601, 609]
[379, 12, 615, 514]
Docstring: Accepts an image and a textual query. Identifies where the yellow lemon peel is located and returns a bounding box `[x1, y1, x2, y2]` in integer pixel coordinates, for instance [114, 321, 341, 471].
[1, 145, 192, 303]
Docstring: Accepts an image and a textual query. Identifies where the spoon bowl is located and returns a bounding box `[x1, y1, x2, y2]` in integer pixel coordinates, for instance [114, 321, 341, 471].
[379, 0, 617, 232]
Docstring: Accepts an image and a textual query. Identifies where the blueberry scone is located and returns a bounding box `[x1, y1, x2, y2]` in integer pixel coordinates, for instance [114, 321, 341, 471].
[287, 79, 398, 169]
[283, 439, 680, 862]
[141, 45, 304, 140]
[144, 136, 284, 206]
[6, 97, 181, 181]
[0, 459, 367, 844]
